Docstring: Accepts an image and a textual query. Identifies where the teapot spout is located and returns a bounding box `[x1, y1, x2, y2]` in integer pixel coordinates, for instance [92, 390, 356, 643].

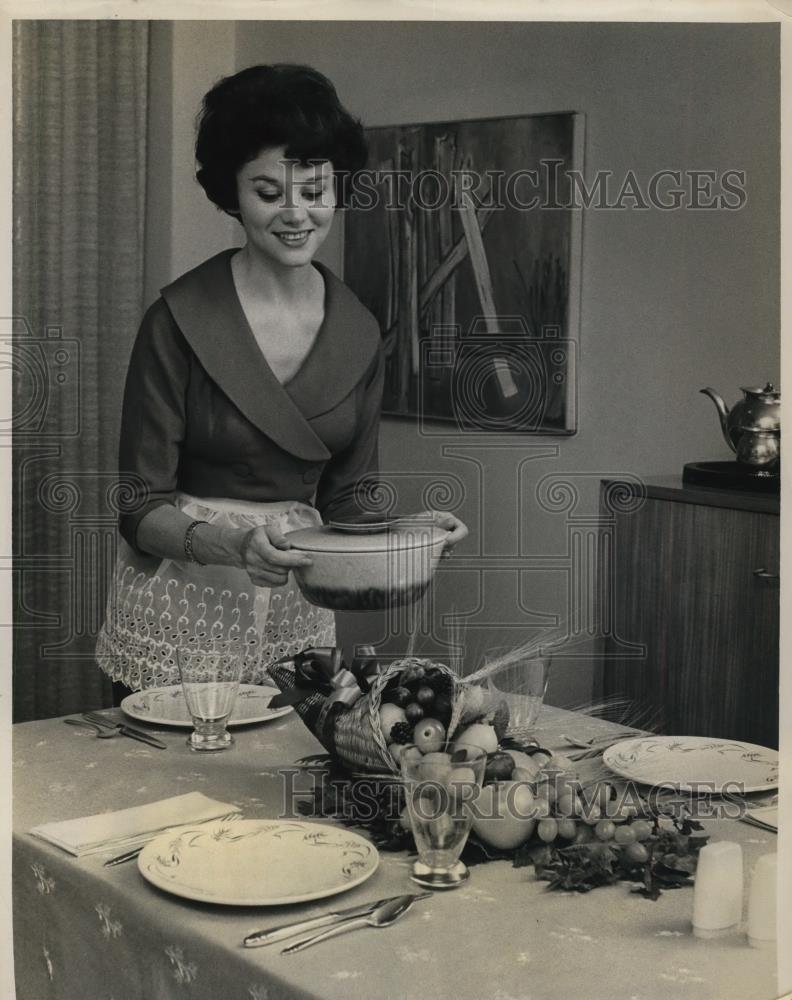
[700, 387, 736, 453]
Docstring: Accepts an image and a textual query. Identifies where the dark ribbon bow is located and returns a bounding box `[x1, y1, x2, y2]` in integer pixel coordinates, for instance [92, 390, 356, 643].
[269, 646, 382, 710]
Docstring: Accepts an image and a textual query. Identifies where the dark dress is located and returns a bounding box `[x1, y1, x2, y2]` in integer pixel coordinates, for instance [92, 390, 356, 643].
[97, 248, 385, 691]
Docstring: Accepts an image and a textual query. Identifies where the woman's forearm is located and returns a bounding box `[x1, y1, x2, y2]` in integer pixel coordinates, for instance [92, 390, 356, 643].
[134, 504, 248, 568]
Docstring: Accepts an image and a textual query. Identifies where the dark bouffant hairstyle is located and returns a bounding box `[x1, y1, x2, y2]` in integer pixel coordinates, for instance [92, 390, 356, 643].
[195, 64, 367, 217]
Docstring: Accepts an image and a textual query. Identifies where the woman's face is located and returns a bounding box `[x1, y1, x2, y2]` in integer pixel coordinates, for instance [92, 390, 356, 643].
[235, 146, 336, 269]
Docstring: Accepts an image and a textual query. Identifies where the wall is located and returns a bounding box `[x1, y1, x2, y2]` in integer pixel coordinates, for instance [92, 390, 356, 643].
[148, 22, 780, 705]
[144, 20, 238, 301]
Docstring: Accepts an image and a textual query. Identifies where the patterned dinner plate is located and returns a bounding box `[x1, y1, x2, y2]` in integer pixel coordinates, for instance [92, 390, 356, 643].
[120, 684, 292, 728]
[138, 819, 379, 905]
[603, 736, 779, 793]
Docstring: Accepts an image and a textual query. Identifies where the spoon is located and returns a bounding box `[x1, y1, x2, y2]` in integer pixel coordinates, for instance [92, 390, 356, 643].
[282, 893, 423, 954]
[63, 718, 119, 739]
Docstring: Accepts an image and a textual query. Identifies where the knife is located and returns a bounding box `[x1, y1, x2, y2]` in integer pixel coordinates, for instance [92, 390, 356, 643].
[243, 892, 431, 948]
[113, 725, 168, 750]
[82, 713, 167, 750]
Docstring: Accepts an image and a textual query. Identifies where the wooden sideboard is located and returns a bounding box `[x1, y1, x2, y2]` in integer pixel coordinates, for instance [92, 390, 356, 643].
[597, 477, 779, 748]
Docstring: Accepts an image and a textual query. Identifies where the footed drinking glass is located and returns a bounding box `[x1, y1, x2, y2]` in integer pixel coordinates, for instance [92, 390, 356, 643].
[400, 742, 487, 889]
[176, 642, 244, 752]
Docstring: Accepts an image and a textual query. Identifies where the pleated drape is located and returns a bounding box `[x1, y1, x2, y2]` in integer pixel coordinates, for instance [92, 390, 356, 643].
[13, 20, 149, 720]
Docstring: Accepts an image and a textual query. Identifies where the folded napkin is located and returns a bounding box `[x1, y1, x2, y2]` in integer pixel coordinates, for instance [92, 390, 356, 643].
[30, 791, 238, 857]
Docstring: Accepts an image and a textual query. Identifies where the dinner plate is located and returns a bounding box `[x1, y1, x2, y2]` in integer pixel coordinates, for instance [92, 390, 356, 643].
[120, 684, 292, 728]
[138, 819, 379, 906]
[603, 735, 779, 793]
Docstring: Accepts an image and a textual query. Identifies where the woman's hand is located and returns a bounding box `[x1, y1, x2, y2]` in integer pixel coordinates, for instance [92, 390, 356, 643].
[239, 524, 313, 587]
[421, 509, 468, 555]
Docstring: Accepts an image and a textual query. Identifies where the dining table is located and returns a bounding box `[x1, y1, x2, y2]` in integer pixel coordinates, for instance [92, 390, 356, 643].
[11, 702, 779, 1000]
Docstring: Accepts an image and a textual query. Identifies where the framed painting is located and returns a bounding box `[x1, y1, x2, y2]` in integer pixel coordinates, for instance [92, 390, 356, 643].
[343, 112, 583, 433]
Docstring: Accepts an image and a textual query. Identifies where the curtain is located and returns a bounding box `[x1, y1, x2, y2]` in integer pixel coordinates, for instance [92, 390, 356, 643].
[13, 20, 149, 721]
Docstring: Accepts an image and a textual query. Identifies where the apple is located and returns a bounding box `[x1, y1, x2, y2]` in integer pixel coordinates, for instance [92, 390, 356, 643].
[413, 718, 446, 754]
[505, 750, 542, 778]
[471, 781, 537, 850]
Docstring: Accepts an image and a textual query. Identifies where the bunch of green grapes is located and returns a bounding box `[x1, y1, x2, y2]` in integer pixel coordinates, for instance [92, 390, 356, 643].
[532, 780, 655, 863]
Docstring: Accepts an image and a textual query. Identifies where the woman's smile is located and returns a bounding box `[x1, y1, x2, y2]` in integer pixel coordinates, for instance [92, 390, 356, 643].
[236, 146, 335, 268]
[274, 229, 314, 247]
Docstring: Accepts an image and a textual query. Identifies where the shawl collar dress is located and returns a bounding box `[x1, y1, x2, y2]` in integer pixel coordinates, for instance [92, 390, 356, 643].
[97, 249, 385, 690]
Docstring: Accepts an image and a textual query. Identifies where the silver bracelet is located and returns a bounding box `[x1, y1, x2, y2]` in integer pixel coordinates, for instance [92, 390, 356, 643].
[184, 519, 208, 565]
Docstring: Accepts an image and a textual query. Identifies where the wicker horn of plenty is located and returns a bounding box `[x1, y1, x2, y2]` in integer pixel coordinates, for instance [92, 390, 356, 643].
[332, 657, 461, 773]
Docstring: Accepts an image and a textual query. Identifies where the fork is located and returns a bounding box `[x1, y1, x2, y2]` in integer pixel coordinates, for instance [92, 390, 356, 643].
[103, 811, 244, 866]
[64, 718, 119, 739]
[561, 730, 643, 750]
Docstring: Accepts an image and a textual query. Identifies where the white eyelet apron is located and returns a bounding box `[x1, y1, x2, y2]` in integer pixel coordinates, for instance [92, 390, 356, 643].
[95, 493, 335, 690]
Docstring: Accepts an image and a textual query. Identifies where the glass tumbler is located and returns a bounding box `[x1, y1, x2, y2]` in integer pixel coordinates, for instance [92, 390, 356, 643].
[486, 650, 552, 734]
[400, 742, 487, 889]
[176, 642, 244, 752]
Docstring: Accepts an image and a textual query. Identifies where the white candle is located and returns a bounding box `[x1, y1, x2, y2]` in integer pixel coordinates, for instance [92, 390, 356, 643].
[692, 841, 743, 939]
[747, 853, 776, 948]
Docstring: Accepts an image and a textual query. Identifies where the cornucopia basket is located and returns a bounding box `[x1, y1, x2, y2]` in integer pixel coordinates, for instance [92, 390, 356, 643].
[268, 653, 461, 774]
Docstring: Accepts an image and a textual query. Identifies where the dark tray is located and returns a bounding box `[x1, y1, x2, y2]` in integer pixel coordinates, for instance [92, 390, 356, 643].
[683, 461, 779, 494]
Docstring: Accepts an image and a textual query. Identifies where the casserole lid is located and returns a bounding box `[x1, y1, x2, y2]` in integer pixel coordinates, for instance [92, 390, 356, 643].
[286, 520, 447, 553]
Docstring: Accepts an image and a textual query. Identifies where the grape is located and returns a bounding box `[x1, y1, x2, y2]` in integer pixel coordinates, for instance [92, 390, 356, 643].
[594, 819, 616, 841]
[557, 818, 577, 840]
[538, 818, 558, 843]
[556, 792, 581, 818]
[593, 781, 614, 810]
[606, 799, 639, 821]
[613, 825, 637, 846]
[630, 820, 653, 842]
[582, 803, 602, 826]
[625, 842, 650, 864]
[531, 798, 552, 820]
[574, 825, 594, 845]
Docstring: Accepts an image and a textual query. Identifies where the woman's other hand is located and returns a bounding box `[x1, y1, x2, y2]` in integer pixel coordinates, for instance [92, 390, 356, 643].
[421, 509, 468, 555]
[240, 524, 312, 586]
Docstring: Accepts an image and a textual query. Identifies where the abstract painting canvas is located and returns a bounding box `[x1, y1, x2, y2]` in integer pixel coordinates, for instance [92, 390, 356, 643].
[344, 112, 583, 433]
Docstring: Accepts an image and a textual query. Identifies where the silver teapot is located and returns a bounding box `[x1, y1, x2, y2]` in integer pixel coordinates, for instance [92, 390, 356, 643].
[700, 382, 780, 473]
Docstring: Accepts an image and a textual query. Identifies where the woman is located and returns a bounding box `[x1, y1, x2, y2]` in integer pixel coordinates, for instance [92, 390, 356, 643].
[96, 64, 466, 692]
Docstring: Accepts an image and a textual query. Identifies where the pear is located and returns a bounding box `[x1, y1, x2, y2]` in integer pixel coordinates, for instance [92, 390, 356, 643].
[455, 722, 498, 755]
